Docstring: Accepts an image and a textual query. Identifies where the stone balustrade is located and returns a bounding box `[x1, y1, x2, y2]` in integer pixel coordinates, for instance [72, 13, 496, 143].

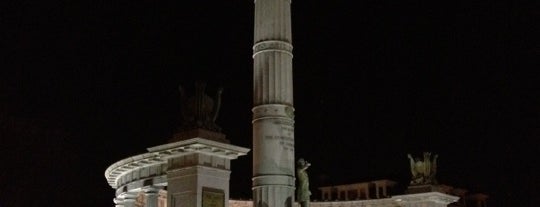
[318, 179, 397, 201]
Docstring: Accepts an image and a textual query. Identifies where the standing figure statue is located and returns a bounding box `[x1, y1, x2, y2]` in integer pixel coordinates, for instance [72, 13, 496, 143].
[407, 152, 439, 185]
[296, 158, 311, 207]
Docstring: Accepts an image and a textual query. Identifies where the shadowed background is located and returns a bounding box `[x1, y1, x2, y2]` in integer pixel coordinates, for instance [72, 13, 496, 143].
[2, 1, 538, 207]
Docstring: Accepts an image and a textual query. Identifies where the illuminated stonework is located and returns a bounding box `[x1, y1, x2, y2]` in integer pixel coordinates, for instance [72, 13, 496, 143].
[227, 192, 459, 207]
[105, 137, 249, 207]
[318, 180, 398, 201]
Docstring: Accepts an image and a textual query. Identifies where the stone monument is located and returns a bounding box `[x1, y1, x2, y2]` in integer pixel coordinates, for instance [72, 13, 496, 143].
[105, 82, 250, 207]
[405, 152, 442, 194]
[400, 152, 460, 206]
[251, 0, 296, 207]
[177, 81, 223, 133]
[171, 81, 228, 144]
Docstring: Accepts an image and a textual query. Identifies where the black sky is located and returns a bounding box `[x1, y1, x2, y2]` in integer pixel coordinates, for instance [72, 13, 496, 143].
[2, 1, 539, 207]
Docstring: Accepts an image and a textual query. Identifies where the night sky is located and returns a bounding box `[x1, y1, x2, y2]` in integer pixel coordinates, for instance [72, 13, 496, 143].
[2, 1, 539, 207]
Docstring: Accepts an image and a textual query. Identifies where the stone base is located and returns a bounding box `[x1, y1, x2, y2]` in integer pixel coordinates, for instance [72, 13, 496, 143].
[405, 185, 453, 194]
[169, 128, 229, 144]
[393, 192, 460, 207]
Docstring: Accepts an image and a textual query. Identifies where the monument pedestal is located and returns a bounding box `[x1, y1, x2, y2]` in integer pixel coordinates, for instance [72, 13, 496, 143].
[393, 192, 459, 207]
[147, 134, 250, 207]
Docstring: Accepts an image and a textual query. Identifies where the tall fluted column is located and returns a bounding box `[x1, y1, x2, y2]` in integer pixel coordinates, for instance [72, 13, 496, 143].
[252, 0, 295, 207]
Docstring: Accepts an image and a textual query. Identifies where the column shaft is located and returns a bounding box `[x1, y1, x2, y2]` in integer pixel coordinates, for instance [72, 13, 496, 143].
[145, 192, 159, 207]
[252, 0, 295, 207]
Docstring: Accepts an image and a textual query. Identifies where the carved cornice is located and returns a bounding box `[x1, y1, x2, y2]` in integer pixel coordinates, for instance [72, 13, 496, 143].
[105, 138, 250, 189]
[252, 104, 295, 121]
[147, 138, 250, 158]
